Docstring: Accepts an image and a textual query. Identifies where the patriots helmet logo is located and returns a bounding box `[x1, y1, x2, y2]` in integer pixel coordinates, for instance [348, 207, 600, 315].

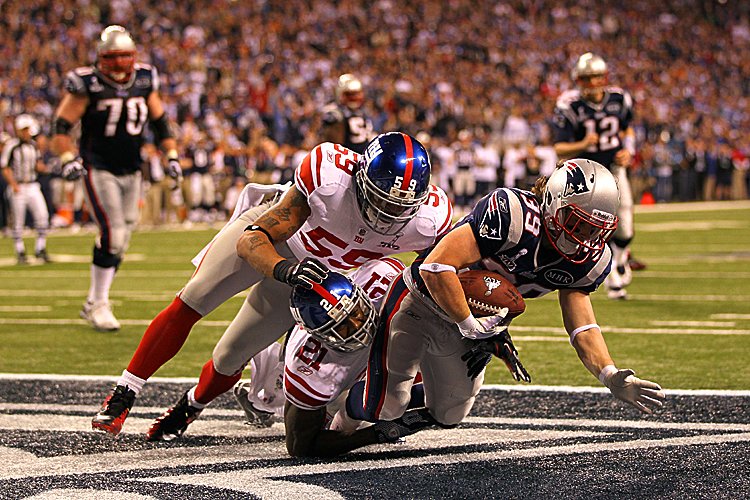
[563, 162, 592, 197]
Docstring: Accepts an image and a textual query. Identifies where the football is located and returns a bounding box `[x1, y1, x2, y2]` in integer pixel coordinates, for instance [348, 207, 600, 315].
[459, 270, 526, 318]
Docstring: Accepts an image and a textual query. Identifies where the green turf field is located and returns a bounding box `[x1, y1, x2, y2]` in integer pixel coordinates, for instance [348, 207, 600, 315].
[2, 201, 749, 390]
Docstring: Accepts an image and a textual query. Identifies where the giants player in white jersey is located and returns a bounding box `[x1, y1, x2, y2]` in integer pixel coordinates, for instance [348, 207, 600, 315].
[236, 257, 432, 457]
[92, 132, 452, 437]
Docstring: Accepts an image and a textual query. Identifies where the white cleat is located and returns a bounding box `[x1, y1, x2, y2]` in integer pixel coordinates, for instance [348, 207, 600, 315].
[607, 288, 628, 300]
[80, 300, 120, 331]
[604, 265, 628, 300]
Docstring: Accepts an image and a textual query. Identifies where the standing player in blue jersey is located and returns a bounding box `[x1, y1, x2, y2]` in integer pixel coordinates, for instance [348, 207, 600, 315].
[51, 26, 183, 331]
[345, 159, 664, 430]
[319, 74, 377, 154]
[552, 53, 639, 299]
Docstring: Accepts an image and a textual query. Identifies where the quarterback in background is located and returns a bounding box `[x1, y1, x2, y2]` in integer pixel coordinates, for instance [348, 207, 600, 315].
[51, 25, 183, 331]
[552, 53, 639, 299]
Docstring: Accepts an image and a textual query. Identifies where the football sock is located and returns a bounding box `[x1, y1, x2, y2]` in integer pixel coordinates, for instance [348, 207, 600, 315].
[117, 369, 147, 396]
[193, 359, 242, 405]
[87, 264, 116, 303]
[126, 297, 202, 380]
[187, 386, 209, 410]
[35, 235, 47, 254]
[14, 239, 25, 255]
[611, 244, 628, 269]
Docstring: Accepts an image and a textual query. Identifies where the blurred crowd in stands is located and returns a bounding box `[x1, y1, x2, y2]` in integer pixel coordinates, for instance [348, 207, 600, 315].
[2, 0, 750, 230]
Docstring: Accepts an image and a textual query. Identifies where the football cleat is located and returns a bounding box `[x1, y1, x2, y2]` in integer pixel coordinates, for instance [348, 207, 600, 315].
[233, 382, 275, 428]
[35, 249, 52, 263]
[604, 261, 628, 300]
[80, 300, 120, 331]
[92, 384, 136, 435]
[17, 252, 27, 265]
[372, 408, 440, 443]
[146, 391, 202, 441]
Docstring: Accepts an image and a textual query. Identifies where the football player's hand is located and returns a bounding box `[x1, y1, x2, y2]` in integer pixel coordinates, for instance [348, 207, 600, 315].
[461, 330, 531, 382]
[457, 310, 509, 340]
[582, 132, 599, 149]
[61, 157, 85, 181]
[614, 148, 632, 167]
[274, 257, 328, 289]
[166, 157, 183, 183]
[600, 367, 665, 414]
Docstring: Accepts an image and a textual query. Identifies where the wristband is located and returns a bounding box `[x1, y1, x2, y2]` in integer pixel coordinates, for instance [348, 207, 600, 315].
[272, 259, 295, 283]
[59, 151, 75, 165]
[569, 323, 599, 345]
[245, 224, 274, 245]
[457, 314, 480, 332]
[623, 135, 636, 156]
[419, 263, 457, 274]
[598, 365, 618, 385]
[166, 149, 179, 160]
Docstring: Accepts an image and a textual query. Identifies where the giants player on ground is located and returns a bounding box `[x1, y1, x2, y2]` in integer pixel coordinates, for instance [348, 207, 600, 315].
[92, 132, 452, 436]
[345, 159, 664, 430]
[552, 53, 638, 300]
[51, 26, 183, 331]
[319, 74, 376, 154]
[163, 257, 432, 455]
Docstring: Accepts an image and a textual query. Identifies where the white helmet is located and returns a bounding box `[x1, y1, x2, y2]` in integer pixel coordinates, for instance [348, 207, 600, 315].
[571, 53, 609, 100]
[96, 25, 137, 83]
[336, 74, 365, 110]
[541, 159, 619, 263]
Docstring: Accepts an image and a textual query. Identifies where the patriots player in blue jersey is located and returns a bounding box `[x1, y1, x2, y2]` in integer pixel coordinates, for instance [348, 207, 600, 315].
[319, 74, 376, 154]
[345, 159, 664, 431]
[51, 26, 183, 331]
[552, 53, 640, 299]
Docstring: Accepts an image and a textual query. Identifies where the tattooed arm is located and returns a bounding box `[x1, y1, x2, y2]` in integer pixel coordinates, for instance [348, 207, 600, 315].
[236, 185, 312, 278]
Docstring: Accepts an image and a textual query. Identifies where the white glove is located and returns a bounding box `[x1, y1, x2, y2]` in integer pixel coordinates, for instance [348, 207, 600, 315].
[61, 157, 85, 181]
[600, 366, 665, 414]
[457, 309, 509, 340]
[166, 157, 183, 182]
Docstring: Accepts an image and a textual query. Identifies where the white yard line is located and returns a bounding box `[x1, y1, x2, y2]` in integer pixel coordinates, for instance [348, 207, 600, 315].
[634, 200, 750, 213]
[2, 374, 749, 397]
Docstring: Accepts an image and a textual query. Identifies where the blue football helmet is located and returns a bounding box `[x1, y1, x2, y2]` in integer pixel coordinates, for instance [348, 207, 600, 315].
[290, 272, 378, 352]
[355, 132, 432, 235]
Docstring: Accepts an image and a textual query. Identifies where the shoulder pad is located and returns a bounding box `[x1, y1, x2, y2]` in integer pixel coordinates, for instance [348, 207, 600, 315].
[64, 70, 88, 95]
[424, 184, 453, 237]
[294, 142, 356, 197]
[555, 89, 580, 110]
[321, 103, 344, 123]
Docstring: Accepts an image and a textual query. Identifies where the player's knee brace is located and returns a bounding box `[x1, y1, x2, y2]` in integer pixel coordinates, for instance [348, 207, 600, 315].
[93, 246, 122, 269]
[612, 236, 633, 249]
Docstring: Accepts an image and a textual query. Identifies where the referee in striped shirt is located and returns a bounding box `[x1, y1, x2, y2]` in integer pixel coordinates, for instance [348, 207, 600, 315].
[1, 115, 50, 264]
